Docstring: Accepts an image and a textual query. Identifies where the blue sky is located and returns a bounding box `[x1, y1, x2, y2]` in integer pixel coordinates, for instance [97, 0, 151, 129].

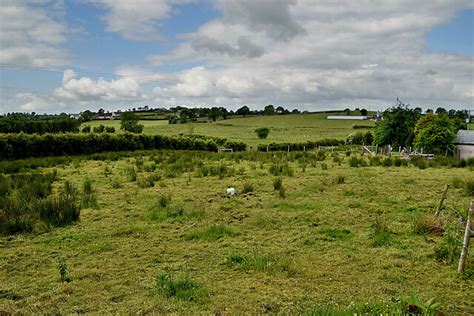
[0, 0, 472, 113]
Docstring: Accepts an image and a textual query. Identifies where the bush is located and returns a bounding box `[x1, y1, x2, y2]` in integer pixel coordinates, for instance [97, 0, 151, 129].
[464, 179, 474, 196]
[433, 225, 462, 264]
[105, 126, 115, 133]
[255, 127, 270, 139]
[93, 125, 105, 133]
[81, 126, 91, 133]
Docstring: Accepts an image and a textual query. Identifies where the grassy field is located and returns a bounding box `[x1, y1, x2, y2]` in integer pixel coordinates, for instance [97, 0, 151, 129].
[84, 113, 374, 148]
[1, 150, 472, 314]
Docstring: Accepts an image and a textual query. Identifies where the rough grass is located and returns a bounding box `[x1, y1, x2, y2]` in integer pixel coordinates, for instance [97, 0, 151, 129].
[0, 150, 472, 314]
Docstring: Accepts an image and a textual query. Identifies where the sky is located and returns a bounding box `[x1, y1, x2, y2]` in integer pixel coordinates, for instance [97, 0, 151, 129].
[0, 0, 473, 114]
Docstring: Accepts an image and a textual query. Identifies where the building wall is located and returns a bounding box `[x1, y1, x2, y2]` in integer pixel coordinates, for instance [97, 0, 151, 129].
[456, 144, 474, 159]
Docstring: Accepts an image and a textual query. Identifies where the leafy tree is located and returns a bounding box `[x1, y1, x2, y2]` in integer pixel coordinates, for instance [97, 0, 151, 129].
[120, 112, 144, 133]
[364, 131, 374, 145]
[264, 105, 275, 116]
[414, 114, 456, 155]
[208, 107, 222, 121]
[435, 107, 447, 115]
[373, 100, 421, 148]
[255, 127, 270, 139]
[80, 110, 94, 122]
[236, 106, 250, 117]
[291, 109, 300, 114]
[275, 106, 285, 114]
[344, 108, 351, 115]
[360, 108, 368, 116]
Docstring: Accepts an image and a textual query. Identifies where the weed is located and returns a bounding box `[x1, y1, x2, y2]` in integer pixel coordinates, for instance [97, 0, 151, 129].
[58, 257, 70, 282]
[158, 194, 171, 208]
[155, 272, 207, 302]
[137, 175, 155, 188]
[433, 225, 462, 264]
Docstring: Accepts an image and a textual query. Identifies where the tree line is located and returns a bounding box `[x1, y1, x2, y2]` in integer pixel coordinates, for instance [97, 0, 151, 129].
[373, 100, 468, 155]
[0, 113, 81, 134]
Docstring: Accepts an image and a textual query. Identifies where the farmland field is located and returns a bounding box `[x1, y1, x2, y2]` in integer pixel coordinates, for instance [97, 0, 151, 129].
[84, 113, 375, 147]
[1, 150, 472, 314]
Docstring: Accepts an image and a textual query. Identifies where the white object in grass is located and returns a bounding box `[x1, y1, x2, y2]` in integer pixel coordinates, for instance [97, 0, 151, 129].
[226, 187, 235, 196]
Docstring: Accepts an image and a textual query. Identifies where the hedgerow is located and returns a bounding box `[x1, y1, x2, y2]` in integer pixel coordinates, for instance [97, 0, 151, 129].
[0, 133, 246, 159]
[257, 139, 344, 152]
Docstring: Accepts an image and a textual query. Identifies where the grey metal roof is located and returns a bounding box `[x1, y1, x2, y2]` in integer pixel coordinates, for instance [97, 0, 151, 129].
[454, 130, 474, 145]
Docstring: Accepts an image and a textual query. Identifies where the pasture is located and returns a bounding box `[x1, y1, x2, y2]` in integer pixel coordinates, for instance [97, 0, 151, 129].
[84, 113, 375, 147]
[1, 150, 472, 314]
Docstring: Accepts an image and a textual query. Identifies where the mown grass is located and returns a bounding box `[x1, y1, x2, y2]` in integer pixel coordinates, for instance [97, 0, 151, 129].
[0, 149, 472, 314]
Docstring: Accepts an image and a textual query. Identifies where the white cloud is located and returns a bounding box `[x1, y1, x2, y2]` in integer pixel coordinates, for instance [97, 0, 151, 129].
[0, 0, 68, 67]
[54, 70, 143, 101]
[90, 0, 190, 41]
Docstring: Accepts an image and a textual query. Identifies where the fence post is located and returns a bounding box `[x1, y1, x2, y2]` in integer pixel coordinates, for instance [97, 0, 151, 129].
[458, 201, 473, 272]
[435, 184, 449, 217]
[288, 145, 290, 153]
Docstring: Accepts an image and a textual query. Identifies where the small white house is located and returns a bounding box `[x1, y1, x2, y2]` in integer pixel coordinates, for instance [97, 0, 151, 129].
[327, 115, 370, 120]
[454, 130, 474, 159]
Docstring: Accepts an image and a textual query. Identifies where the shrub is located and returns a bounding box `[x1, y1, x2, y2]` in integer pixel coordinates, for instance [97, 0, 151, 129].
[81, 126, 91, 133]
[105, 126, 115, 133]
[158, 194, 171, 208]
[137, 175, 155, 188]
[93, 125, 105, 133]
[382, 157, 393, 167]
[155, 272, 207, 302]
[255, 127, 270, 139]
[110, 178, 122, 189]
[58, 257, 70, 282]
[125, 166, 137, 182]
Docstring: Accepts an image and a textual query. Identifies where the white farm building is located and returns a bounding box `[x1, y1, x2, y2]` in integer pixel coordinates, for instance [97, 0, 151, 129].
[327, 115, 370, 120]
[454, 130, 474, 159]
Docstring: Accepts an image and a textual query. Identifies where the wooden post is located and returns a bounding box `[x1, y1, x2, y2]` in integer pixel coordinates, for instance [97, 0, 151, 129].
[303, 145, 305, 152]
[458, 201, 473, 272]
[287, 145, 290, 153]
[435, 184, 449, 217]
[266, 145, 269, 153]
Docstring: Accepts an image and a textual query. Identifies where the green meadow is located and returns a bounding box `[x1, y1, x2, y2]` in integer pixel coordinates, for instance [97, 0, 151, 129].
[1, 150, 472, 314]
[84, 113, 375, 147]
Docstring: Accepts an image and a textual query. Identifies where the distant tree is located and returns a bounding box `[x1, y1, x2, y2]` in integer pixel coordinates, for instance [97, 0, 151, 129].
[264, 105, 275, 116]
[448, 109, 456, 117]
[344, 108, 351, 115]
[426, 109, 433, 114]
[275, 106, 285, 114]
[208, 107, 221, 121]
[414, 114, 456, 155]
[373, 99, 421, 148]
[414, 107, 423, 115]
[360, 108, 368, 116]
[435, 107, 447, 115]
[98, 108, 105, 115]
[236, 106, 250, 117]
[80, 110, 94, 122]
[291, 109, 300, 114]
[255, 127, 270, 139]
[120, 112, 144, 133]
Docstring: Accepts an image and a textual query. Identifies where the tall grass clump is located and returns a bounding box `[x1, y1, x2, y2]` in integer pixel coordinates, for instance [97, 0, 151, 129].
[464, 179, 474, 196]
[242, 182, 254, 194]
[155, 272, 207, 302]
[336, 175, 345, 184]
[81, 178, 99, 209]
[273, 177, 283, 190]
[371, 215, 392, 247]
[39, 181, 80, 228]
[125, 166, 137, 182]
[411, 213, 443, 235]
[433, 225, 462, 264]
